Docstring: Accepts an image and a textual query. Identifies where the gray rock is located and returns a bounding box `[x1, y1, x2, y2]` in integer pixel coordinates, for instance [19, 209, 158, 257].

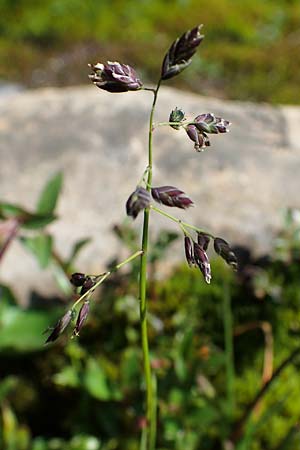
[0, 85, 299, 301]
[0, 81, 24, 97]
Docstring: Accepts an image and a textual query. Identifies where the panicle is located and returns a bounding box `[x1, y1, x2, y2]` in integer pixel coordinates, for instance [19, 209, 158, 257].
[186, 124, 210, 152]
[151, 186, 194, 209]
[45, 310, 73, 344]
[194, 113, 231, 134]
[89, 61, 143, 93]
[80, 277, 96, 295]
[193, 242, 211, 284]
[161, 25, 204, 80]
[197, 232, 210, 251]
[126, 187, 151, 219]
[70, 272, 87, 287]
[214, 237, 238, 270]
[74, 301, 90, 336]
[184, 235, 195, 267]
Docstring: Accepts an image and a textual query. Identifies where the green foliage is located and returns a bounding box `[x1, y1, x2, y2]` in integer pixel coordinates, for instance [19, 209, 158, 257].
[20, 234, 53, 268]
[2, 166, 300, 449]
[0, 305, 60, 352]
[36, 172, 63, 215]
[0, 171, 90, 295]
[1, 0, 300, 103]
[2, 221, 300, 449]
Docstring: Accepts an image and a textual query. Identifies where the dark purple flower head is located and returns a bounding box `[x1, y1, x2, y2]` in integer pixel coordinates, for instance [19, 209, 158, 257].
[184, 235, 195, 267]
[74, 301, 90, 336]
[126, 187, 151, 219]
[186, 124, 210, 152]
[193, 242, 211, 284]
[161, 25, 204, 80]
[169, 107, 185, 130]
[214, 237, 238, 270]
[89, 61, 143, 93]
[197, 232, 210, 251]
[45, 310, 73, 344]
[80, 277, 96, 295]
[70, 272, 87, 287]
[194, 113, 231, 134]
[151, 186, 194, 209]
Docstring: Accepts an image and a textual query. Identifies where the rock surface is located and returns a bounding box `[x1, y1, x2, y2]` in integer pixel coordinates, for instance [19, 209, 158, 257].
[1, 86, 300, 301]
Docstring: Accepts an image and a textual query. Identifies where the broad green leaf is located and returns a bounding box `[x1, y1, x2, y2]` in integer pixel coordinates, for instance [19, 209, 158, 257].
[0, 306, 60, 352]
[0, 202, 27, 219]
[36, 172, 63, 215]
[20, 234, 53, 268]
[0, 202, 56, 229]
[21, 213, 57, 230]
[84, 358, 111, 401]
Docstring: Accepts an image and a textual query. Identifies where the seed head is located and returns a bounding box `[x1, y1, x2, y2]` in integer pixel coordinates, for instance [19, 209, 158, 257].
[161, 25, 204, 80]
[214, 237, 238, 270]
[80, 277, 96, 295]
[186, 124, 210, 152]
[193, 242, 211, 284]
[151, 186, 194, 209]
[126, 187, 151, 219]
[169, 107, 185, 130]
[70, 272, 87, 287]
[74, 301, 90, 336]
[184, 235, 195, 267]
[194, 113, 231, 134]
[197, 232, 210, 251]
[45, 310, 73, 344]
[89, 61, 143, 93]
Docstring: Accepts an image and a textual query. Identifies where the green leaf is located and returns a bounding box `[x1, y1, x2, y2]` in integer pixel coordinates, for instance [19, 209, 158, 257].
[0, 202, 56, 229]
[0, 307, 60, 352]
[0, 202, 27, 220]
[20, 234, 53, 268]
[36, 172, 63, 215]
[21, 213, 57, 230]
[84, 358, 112, 400]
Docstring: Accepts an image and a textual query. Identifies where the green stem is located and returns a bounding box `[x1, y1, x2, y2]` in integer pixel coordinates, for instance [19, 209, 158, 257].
[139, 78, 161, 450]
[151, 205, 215, 238]
[153, 120, 201, 128]
[154, 121, 187, 127]
[72, 250, 142, 309]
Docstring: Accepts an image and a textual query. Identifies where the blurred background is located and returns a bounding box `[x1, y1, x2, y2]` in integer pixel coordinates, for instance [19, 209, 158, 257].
[1, 0, 300, 103]
[1, 1, 300, 450]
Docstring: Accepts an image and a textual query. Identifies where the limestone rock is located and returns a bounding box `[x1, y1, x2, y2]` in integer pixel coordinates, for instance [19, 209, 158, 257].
[0, 86, 299, 301]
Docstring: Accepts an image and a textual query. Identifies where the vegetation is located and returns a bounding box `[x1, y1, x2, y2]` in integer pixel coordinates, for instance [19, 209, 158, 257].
[1, 173, 300, 449]
[1, 14, 300, 450]
[1, 0, 300, 103]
